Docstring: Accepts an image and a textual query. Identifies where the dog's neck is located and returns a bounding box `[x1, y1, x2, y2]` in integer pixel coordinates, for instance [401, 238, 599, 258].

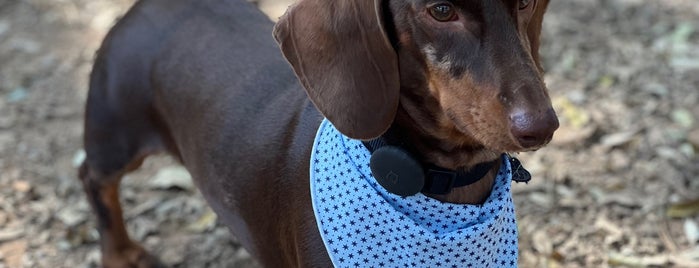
[390, 105, 502, 205]
[423, 164, 499, 204]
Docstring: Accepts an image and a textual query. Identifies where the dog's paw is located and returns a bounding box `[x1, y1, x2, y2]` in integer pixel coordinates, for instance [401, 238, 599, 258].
[102, 243, 166, 268]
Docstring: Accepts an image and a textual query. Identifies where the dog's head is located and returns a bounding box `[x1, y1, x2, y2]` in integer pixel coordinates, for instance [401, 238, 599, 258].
[274, 0, 558, 155]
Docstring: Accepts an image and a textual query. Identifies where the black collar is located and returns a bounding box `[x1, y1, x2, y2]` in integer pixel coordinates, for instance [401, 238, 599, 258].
[363, 137, 499, 196]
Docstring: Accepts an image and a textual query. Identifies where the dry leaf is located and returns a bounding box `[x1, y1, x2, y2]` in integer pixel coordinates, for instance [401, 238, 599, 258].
[0, 228, 24, 242]
[149, 166, 194, 191]
[56, 207, 88, 227]
[671, 109, 695, 128]
[0, 239, 27, 268]
[11, 180, 31, 193]
[187, 208, 218, 233]
[600, 129, 639, 148]
[553, 97, 590, 129]
[667, 199, 699, 218]
[608, 252, 669, 267]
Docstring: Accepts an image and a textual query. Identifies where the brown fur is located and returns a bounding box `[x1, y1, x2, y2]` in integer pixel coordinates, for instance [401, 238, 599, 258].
[80, 0, 557, 267]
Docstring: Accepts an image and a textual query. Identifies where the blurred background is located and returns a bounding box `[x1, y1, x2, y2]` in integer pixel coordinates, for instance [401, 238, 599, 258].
[0, 0, 697, 267]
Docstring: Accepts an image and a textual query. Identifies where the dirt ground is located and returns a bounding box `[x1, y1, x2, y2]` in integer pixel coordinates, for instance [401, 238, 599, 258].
[0, 0, 697, 267]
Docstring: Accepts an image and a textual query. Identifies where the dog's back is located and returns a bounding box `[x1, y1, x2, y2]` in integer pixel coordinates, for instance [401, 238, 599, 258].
[83, 0, 326, 266]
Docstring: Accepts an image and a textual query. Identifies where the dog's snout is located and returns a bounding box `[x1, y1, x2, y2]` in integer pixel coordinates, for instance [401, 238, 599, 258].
[509, 108, 559, 149]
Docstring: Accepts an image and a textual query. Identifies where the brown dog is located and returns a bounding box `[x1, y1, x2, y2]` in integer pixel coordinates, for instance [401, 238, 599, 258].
[79, 0, 558, 266]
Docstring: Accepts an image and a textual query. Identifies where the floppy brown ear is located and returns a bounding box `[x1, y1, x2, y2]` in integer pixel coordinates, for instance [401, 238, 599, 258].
[273, 0, 399, 140]
[528, 0, 550, 72]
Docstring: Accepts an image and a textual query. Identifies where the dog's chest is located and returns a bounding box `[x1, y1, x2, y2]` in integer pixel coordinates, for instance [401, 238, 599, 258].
[310, 120, 519, 268]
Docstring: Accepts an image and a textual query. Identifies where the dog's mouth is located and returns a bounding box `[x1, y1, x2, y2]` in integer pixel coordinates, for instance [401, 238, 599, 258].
[443, 109, 523, 153]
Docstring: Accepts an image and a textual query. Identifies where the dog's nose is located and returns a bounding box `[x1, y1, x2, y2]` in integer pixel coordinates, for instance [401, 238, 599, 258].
[509, 108, 559, 149]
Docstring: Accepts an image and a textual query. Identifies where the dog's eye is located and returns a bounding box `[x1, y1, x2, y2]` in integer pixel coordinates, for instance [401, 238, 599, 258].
[429, 4, 456, 22]
[519, 0, 531, 10]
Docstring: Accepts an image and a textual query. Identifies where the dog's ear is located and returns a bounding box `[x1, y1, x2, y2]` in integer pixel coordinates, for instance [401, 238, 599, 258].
[274, 0, 399, 140]
[528, 0, 550, 72]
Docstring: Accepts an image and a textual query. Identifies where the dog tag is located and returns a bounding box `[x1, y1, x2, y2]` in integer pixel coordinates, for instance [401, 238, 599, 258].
[509, 157, 531, 183]
[369, 146, 425, 197]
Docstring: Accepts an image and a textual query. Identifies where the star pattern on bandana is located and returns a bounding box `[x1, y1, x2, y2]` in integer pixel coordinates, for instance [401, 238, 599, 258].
[310, 120, 520, 268]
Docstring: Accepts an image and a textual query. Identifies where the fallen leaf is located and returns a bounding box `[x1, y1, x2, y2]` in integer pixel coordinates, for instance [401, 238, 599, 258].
[256, 0, 289, 21]
[671, 57, 699, 71]
[130, 218, 158, 241]
[0, 239, 26, 268]
[678, 246, 699, 262]
[667, 199, 699, 218]
[11, 180, 31, 193]
[671, 109, 694, 128]
[553, 97, 590, 129]
[187, 208, 218, 233]
[56, 207, 88, 227]
[126, 197, 163, 218]
[608, 252, 669, 267]
[670, 22, 695, 45]
[551, 125, 596, 146]
[598, 75, 615, 88]
[528, 192, 553, 208]
[680, 143, 695, 158]
[532, 230, 552, 254]
[149, 166, 194, 191]
[0, 228, 24, 242]
[600, 129, 639, 148]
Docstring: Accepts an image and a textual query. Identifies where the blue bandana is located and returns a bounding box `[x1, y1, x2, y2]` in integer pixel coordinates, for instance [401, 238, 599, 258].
[310, 119, 519, 268]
